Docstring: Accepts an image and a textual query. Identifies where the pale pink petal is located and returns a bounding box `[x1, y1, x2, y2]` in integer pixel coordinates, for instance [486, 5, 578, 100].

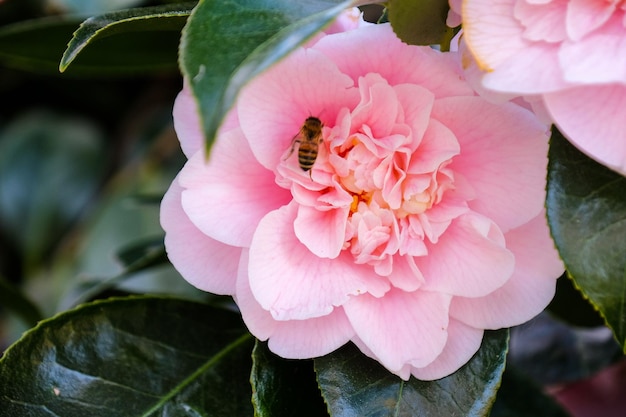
[349, 336, 413, 380]
[179, 128, 291, 247]
[344, 289, 451, 373]
[418, 213, 515, 297]
[566, 0, 617, 41]
[172, 84, 204, 158]
[513, 0, 567, 42]
[160, 178, 240, 295]
[544, 84, 626, 176]
[450, 211, 562, 329]
[462, 0, 527, 70]
[294, 205, 349, 259]
[560, 16, 626, 85]
[248, 202, 390, 321]
[313, 24, 474, 97]
[447, 0, 463, 27]
[480, 42, 569, 93]
[410, 319, 484, 381]
[237, 48, 359, 171]
[236, 251, 355, 357]
[433, 96, 549, 231]
[173, 82, 239, 158]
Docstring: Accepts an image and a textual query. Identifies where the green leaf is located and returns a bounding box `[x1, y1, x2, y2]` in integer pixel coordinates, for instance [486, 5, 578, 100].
[180, 0, 353, 154]
[315, 330, 509, 417]
[490, 366, 570, 417]
[251, 340, 329, 417]
[546, 127, 626, 351]
[0, 275, 43, 327]
[387, 0, 453, 46]
[0, 296, 255, 417]
[59, 2, 196, 75]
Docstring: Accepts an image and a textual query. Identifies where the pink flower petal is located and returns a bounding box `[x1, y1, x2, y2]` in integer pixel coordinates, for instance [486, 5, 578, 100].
[544, 84, 626, 176]
[179, 128, 291, 247]
[462, 0, 527, 70]
[513, 0, 567, 42]
[160, 178, 240, 295]
[344, 289, 451, 373]
[248, 202, 390, 321]
[294, 205, 349, 259]
[172, 84, 204, 158]
[418, 212, 515, 297]
[450, 211, 563, 328]
[173, 82, 240, 158]
[236, 251, 355, 358]
[313, 23, 474, 97]
[410, 319, 484, 381]
[237, 47, 359, 171]
[434, 96, 549, 231]
[560, 15, 626, 85]
[566, 0, 616, 41]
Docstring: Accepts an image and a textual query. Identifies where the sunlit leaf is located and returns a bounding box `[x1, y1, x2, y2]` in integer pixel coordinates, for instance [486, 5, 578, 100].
[0, 296, 254, 417]
[546, 127, 626, 351]
[180, 0, 353, 154]
[387, 0, 453, 46]
[315, 330, 508, 416]
[251, 340, 329, 417]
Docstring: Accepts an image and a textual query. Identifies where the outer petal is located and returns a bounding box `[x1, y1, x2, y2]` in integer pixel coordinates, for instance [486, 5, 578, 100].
[313, 24, 474, 97]
[344, 289, 451, 374]
[235, 250, 355, 358]
[248, 202, 390, 321]
[237, 47, 359, 171]
[544, 84, 626, 176]
[450, 211, 563, 329]
[173, 83, 204, 158]
[434, 96, 549, 231]
[160, 177, 240, 295]
[410, 319, 484, 381]
[173, 82, 239, 158]
[179, 128, 291, 247]
[418, 212, 515, 297]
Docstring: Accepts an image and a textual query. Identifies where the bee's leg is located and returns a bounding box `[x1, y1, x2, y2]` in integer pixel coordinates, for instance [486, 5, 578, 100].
[283, 137, 300, 160]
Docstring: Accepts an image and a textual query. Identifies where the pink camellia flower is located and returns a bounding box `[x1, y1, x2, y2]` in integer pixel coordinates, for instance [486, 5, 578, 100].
[161, 23, 563, 380]
[458, 0, 626, 176]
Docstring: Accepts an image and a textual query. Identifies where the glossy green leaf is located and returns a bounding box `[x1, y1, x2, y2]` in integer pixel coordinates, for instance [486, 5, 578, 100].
[60, 2, 196, 74]
[0, 296, 255, 417]
[180, 0, 353, 154]
[251, 340, 329, 417]
[0, 275, 43, 327]
[315, 330, 509, 417]
[387, 0, 453, 46]
[0, 111, 105, 266]
[546, 127, 626, 351]
[490, 366, 570, 417]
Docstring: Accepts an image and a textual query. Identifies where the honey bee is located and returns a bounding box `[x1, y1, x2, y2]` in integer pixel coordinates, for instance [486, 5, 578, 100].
[286, 116, 323, 174]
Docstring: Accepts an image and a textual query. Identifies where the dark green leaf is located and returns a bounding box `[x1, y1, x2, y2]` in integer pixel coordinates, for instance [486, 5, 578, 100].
[180, 0, 353, 154]
[0, 111, 105, 266]
[0, 296, 255, 417]
[315, 330, 509, 417]
[546, 127, 626, 351]
[0, 275, 43, 327]
[387, 0, 453, 46]
[251, 340, 329, 417]
[60, 2, 196, 74]
[490, 366, 571, 417]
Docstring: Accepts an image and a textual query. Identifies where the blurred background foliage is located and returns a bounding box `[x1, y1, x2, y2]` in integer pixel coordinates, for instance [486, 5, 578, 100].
[0, 0, 207, 351]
